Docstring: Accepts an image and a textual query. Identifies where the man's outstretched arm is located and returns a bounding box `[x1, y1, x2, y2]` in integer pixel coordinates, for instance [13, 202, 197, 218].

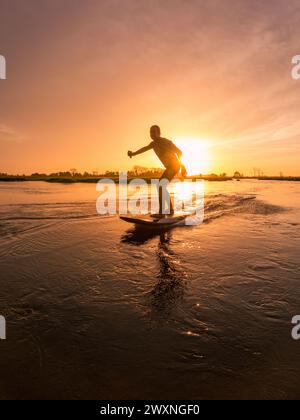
[128, 143, 153, 158]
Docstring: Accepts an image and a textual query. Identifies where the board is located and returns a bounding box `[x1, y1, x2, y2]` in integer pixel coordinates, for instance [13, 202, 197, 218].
[120, 214, 189, 227]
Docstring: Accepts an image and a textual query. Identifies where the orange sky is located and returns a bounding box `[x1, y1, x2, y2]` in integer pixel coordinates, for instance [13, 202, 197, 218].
[0, 0, 300, 176]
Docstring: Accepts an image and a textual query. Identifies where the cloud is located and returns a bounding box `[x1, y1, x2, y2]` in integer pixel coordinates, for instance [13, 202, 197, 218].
[0, 123, 25, 142]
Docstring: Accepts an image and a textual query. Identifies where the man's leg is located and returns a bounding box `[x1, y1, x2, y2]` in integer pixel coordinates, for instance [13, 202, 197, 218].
[159, 167, 178, 215]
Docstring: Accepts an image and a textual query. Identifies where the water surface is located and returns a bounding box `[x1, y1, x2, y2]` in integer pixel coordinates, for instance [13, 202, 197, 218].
[0, 180, 299, 399]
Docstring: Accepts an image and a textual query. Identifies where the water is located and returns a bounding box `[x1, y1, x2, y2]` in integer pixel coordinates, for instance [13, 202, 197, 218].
[0, 180, 299, 399]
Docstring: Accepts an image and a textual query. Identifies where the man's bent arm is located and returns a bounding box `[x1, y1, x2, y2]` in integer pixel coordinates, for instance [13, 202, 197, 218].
[174, 145, 183, 159]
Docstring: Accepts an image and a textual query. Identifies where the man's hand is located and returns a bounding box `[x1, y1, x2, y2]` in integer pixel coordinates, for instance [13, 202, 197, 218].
[128, 143, 153, 159]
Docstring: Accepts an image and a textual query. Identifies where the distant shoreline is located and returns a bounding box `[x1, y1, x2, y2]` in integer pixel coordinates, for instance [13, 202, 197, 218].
[1, 175, 300, 183]
[0, 175, 231, 183]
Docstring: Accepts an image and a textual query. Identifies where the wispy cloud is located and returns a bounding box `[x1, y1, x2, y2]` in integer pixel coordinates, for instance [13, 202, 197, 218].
[0, 123, 25, 142]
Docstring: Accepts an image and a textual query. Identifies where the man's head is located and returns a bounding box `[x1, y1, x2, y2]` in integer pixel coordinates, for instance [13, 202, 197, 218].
[150, 125, 161, 141]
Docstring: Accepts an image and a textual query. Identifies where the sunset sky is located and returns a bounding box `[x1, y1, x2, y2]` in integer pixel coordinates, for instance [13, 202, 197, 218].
[0, 0, 300, 175]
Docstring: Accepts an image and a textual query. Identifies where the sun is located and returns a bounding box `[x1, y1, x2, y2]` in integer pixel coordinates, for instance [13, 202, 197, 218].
[175, 138, 211, 176]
